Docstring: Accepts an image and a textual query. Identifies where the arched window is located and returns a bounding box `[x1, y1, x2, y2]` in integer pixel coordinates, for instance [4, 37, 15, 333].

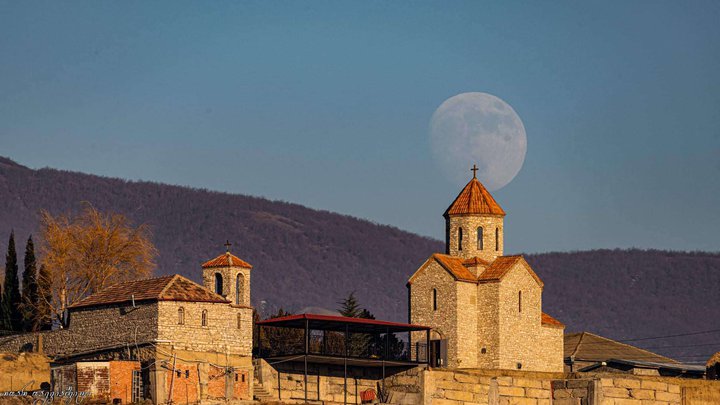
[458, 228, 463, 251]
[237, 313, 242, 329]
[477, 227, 484, 250]
[236, 274, 244, 305]
[518, 291, 522, 313]
[495, 227, 499, 251]
[178, 307, 185, 325]
[214, 273, 223, 296]
[432, 289, 438, 311]
[202, 310, 208, 326]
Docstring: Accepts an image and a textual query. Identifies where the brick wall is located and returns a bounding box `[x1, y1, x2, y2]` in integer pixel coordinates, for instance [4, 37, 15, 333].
[109, 361, 141, 404]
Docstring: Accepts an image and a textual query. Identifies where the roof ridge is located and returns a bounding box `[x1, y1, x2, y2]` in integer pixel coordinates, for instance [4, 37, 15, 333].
[158, 274, 181, 298]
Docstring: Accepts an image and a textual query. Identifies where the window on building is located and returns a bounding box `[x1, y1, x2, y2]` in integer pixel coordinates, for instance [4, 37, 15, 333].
[518, 291, 522, 313]
[495, 227, 499, 251]
[237, 313, 242, 329]
[236, 274, 244, 305]
[458, 227, 463, 251]
[432, 288, 438, 311]
[178, 307, 185, 325]
[215, 273, 223, 296]
[477, 227, 483, 250]
[202, 310, 208, 326]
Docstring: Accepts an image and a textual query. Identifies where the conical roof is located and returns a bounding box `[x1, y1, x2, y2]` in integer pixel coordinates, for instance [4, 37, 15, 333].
[444, 176, 505, 217]
[201, 251, 253, 269]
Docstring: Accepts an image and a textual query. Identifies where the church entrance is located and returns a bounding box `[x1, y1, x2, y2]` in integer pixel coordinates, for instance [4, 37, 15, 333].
[429, 339, 447, 368]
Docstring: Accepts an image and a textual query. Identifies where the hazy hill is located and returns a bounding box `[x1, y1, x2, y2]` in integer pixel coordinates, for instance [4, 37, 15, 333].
[0, 156, 718, 362]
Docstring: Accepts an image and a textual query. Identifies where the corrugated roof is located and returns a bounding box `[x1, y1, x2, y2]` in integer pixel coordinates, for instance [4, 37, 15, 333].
[444, 177, 505, 217]
[564, 332, 678, 364]
[201, 252, 253, 269]
[69, 274, 228, 309]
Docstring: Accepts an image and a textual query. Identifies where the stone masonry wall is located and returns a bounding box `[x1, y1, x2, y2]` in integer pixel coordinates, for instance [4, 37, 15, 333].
[0, 302, 159, 359]
[497, 262, 563, 372]
[256, 359, 423, 404]
[202, 266, 251, 307]
[455, 281, 478, 368]
[446, 216, 503, 262]
[409, 260, 458, 367]
[157, 301, 253, 356]
[424, 369, 720, 405]
[476, 281, 500, 369]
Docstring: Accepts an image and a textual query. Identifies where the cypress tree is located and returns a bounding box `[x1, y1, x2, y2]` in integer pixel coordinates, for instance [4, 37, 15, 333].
[36, 264, 53, 330]
[21, 236, 38, 332]
[1, 231, 21, 332]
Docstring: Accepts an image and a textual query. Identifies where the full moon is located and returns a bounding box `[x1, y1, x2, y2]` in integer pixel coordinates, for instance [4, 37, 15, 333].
[430, 92, 527, 191]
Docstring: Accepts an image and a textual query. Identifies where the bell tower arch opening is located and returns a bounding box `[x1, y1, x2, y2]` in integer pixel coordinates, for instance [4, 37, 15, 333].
[202, 241, 253, 307]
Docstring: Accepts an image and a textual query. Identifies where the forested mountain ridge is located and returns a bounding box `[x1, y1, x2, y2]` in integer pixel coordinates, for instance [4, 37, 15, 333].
[1, 156, 718, 362]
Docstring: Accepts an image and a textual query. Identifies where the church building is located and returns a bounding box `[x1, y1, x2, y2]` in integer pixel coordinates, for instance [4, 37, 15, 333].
[408, 167, 564, 372]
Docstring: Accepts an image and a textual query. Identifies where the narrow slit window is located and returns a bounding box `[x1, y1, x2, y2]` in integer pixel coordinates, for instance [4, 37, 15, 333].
[215, 273, 223, 295]
[458, 228, 463, 251]
[237, 313, 242, 329]
[495, 228, 499, 251]
[202, 310, 208, 326]
[178, 307, 185, 325]
[518, 291, 522, 313]
[432, 289, 438, 311]
[477, 227, 483, 250]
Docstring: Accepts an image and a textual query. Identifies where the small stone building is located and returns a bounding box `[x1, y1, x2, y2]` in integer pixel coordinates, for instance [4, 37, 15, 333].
[0, 249, 255, 404]
[407, 171, 564, 372]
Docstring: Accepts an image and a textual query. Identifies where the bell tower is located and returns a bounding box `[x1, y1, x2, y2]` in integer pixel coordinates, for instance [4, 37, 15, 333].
[201, 241, 253, 306]
[444, 165, 505, 262]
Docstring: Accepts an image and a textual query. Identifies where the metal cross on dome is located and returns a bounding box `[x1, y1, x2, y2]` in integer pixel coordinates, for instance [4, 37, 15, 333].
[224, 240, 232, 252]
[471, 164, 478, 178]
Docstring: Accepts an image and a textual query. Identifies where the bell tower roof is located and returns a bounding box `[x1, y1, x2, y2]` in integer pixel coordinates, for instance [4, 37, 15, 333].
[444, 169, 505, 217]
[201, 251, 253, 269]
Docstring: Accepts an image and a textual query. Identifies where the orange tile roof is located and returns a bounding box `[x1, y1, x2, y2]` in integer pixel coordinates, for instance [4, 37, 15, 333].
[444, 177, 505, 217]
[433, 254, 478, 282]
[408, 254, 545, 286]
[69, 274, 228, 309]
[201, 252, 253, 269]
[541, 312, 565, 328]
[477, 255, 544, 287]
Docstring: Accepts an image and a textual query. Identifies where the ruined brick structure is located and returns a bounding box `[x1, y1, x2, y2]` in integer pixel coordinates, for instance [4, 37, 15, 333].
[408, 172, 564, 372]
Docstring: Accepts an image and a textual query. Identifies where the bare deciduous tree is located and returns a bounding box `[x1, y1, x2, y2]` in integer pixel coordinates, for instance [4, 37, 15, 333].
[38, 204, 157, 327]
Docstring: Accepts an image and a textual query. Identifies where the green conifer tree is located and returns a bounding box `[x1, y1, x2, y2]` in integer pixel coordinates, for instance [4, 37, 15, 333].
[338, 291, 362, 318]
[21, 236, 39, 332]
[1, 231, 21, 332]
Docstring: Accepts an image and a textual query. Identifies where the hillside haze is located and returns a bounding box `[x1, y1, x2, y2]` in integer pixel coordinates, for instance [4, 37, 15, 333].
[0, 157, 718, 363]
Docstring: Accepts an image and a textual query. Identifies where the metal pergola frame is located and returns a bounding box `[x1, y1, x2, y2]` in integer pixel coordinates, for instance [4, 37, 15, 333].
[256, 313, 431, 404]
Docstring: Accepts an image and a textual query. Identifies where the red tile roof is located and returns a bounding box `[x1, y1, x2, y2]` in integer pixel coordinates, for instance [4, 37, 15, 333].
[69, 274, 229, 309]
[541, 312, 565, 328]
[433, 254, 478, 282]
[444, 177, 505, 217]
[477, 255, 544, 287]
[201, 252, 253, 269]
[408, 254, 543, 288]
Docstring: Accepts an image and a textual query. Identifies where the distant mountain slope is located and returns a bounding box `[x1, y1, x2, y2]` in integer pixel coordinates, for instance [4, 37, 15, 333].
[0, 156, 441, 321]
[0, 157, 718, 362]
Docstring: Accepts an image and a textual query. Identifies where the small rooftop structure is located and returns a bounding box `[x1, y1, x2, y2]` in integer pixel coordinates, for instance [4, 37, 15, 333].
[443, 174, 505, 217]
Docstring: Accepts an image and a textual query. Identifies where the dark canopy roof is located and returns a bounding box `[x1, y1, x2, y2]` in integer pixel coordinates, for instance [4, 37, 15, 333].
[256, 313, 430, 334]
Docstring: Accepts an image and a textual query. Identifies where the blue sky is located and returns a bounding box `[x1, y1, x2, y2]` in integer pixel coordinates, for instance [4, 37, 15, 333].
[1, 1, 719, 253]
